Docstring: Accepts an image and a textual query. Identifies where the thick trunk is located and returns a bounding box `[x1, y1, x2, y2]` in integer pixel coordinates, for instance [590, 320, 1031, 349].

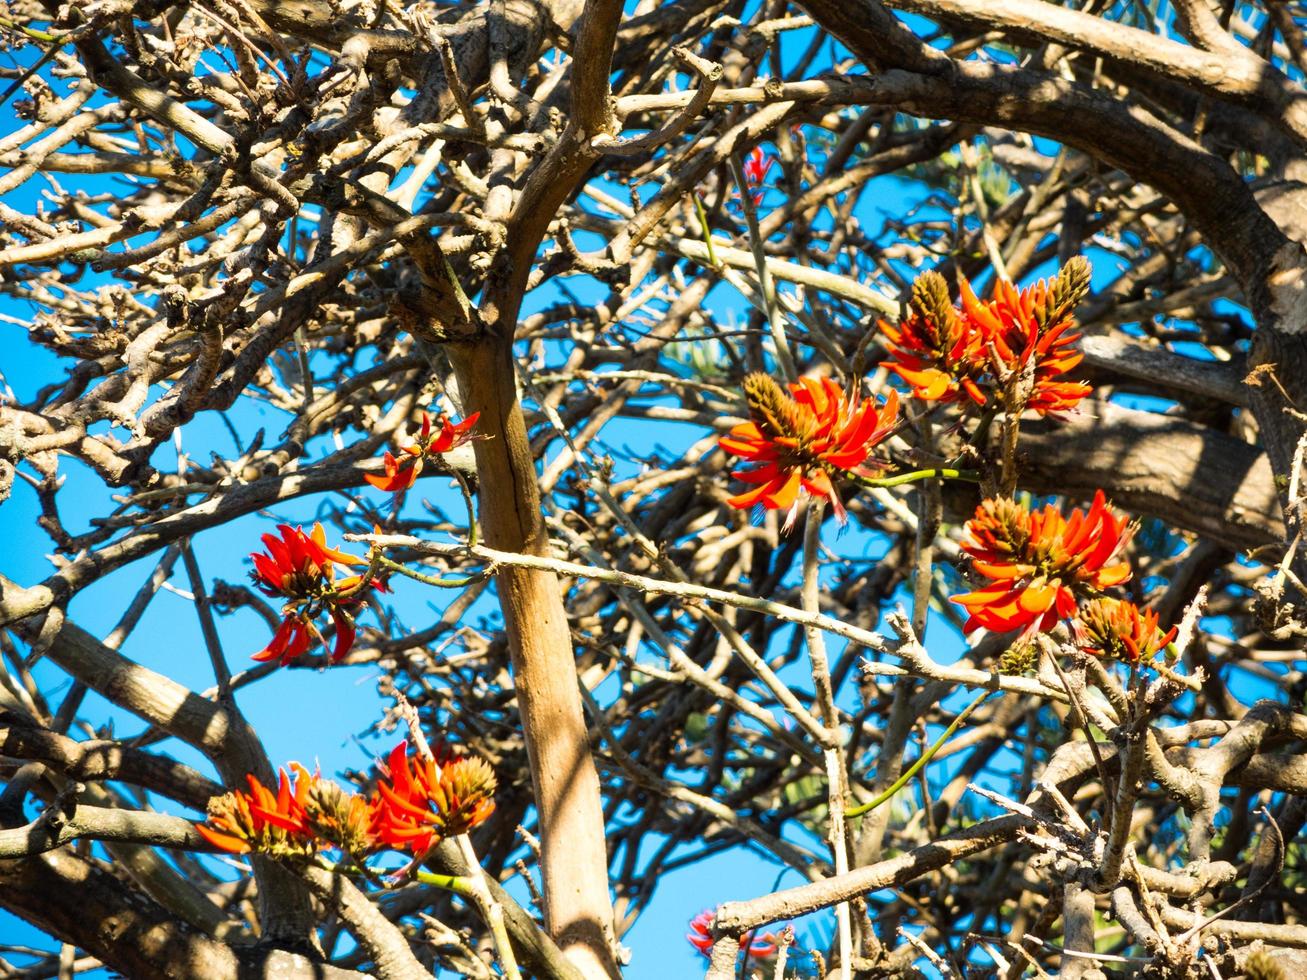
[448, 339, 618, 979]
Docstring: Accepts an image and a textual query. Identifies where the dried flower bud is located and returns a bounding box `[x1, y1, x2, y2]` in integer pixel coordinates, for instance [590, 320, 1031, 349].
[304, 778, 378, 856]
[997, 644, 1038, 675]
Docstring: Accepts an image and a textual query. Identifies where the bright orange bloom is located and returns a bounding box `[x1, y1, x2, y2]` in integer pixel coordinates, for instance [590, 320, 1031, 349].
[958, 259, 1092, 416]
[1075, 598, 1177, 665]
[720, 373, 899, 529]
[951, 490, 1133, 637]
[365, 411, 481, 493]
[686, 909, 779, 960]
[371, 742, 497, 856]
[880, 259, 1092, 416]
[196, 766, 317, 857]
[197, 764, 377, 857]
[249, 523, 383, 665]
[880, 270, 987, 406]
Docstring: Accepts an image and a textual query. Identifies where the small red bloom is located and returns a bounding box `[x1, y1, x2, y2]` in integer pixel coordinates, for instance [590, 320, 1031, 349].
[686, 909, 779, 960]
[951, 491, 1133, 638]
[371, 741, 497, 856]
[720, 373, 898, 529]
[1075, 598, 1178, 665]
[251, 522, 362, 598]
[740, 146, 775, 205]
[248, 523, 381, 666]
[365, 411, 481, 493]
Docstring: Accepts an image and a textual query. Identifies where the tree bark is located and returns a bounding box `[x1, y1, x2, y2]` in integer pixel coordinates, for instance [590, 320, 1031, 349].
[0, 847, 364, 980]
[448, 339, 618, 979]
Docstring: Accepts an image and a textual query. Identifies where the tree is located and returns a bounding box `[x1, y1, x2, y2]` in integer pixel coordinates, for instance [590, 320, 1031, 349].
[0, 0, 1305, 977]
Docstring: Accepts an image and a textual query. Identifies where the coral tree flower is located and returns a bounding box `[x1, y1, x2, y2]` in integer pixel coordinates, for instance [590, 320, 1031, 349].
[720, 373, 898, 529]
[880, 258, 1092, 416]
[1075, 598, 1177, 665]
[880, 269, 987, 406]
[196, 765, 325, 858]
[365, 411, 481, 493]
[959, 257, 1093, 416]
[198, 742, 498, 860]
[686, 909, 779, 960]
[952, 490, 1133, 637]
[371, 741, 497, 856]
[249, 522, 382, 665]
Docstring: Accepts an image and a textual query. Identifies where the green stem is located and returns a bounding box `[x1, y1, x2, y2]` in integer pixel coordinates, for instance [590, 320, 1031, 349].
[420, 853, 522, 980]
[728, 152, 797, 382]
[375, 554, 486, 588]
[0, 15, 64, 42]
[845, 689, 993, 818]
[692, 193, 719, 269]
[851, 467, 980, 489]
[413, 868, 475, 897]
[450, 466, 479, 550]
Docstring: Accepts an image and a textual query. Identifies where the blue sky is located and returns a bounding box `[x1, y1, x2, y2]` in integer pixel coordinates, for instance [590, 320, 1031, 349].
[0, 6, 1289, 978]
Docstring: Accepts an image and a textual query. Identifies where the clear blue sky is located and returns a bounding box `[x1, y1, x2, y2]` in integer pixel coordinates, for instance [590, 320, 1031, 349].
[0, 7, 1279, 978]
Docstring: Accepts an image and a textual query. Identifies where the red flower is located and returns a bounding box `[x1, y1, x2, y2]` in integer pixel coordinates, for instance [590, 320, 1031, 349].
[365, 411, 481, 493]
[880, 259, 1093, 416]
[958, 262, 1092, 417]
[248, 523, 381, 665]
[740, 146, 775, 205]
[880, 269, 987, 406]
[720, 373, 899, 529]
[686, 909, 779, 960]
[196, 766, 317, 857]
[1075, 598, 1177, 665]
[371, 742, 497, 856]
[250, 522, 362, 598]
[197, 764, 377, 857]
[951, 491, 1133, 637]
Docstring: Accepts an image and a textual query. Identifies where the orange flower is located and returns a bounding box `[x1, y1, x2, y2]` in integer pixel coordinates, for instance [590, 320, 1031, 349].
[197, 765, 377, 857]
[196, 766, 317, 857]
[880, 270, 987, 406]
[365, 411, 481, 493]
[1075, 598, 1177, 665]
[951, 490, 1133, 637]
[957, 258, 1092, 417]
[720, 373, 898, 529]
[371, 742, 497, 856]
[248, 523, 383, 665]
[880, 259, 1092, 416]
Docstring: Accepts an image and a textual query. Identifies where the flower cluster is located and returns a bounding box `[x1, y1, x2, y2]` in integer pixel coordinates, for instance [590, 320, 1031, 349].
[951, 491, 1133, 639]
[719, 373, 898, 528]
[365, 411, 482, 494]
[880, 269, 985, 406]
[951, 490, 1175, 666]
[881, 258, 1093, 417]
[372, 741, 497, 855]
[1075, 597, 1177, 665]
[686, 909, 780, 961]
[249, 523, 385, 665]
[196, 741, 497, 861]
[196, 766, 319, 858]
